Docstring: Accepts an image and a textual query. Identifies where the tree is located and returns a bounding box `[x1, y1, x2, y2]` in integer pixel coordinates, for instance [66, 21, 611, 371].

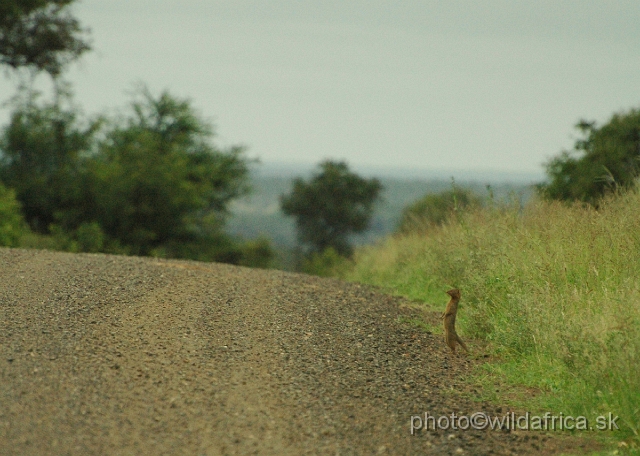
[85, 88, 252, 258]
[538, 108, 640, 204]
[280, 160, 382, 257]
[0, 0, 90, 78]
[0, 85, 268, 265]
[398, 187, 482, 233]
[0, 87, 100, 233]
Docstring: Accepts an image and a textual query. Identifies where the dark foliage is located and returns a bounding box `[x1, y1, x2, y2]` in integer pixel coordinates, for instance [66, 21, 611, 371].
[0, 0, 91, 77]
[0, 88, 100, 233]
[84, 88, 252, 257]
[280, 160, 382, 257]
[538, 109, 640, 205]
[0, 86, 273, 266]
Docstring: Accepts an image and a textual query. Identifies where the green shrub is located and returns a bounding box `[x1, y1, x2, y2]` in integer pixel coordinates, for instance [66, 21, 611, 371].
[0, 183, 27, 247]
[397, 187, 482, 233]
[239, 237, 275, 269]
[302, 247, 351, 277]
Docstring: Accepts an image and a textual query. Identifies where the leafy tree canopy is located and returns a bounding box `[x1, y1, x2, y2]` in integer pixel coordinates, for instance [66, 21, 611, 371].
[0, 0, 91, 77]
[0, 86, 258, 262]
[280, 160, 382, 257]
[0, 86, 100, 232]
[86, 88, 252, 257]
[538, 108, 640, 204]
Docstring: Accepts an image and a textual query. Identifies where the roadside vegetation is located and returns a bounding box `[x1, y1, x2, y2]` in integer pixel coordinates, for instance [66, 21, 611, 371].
[337, 109, 640, 451]
[344, 190, 639, 446]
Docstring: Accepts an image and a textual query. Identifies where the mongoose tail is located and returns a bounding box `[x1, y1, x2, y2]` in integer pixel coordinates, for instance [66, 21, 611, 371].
[455, 334, 469, 352]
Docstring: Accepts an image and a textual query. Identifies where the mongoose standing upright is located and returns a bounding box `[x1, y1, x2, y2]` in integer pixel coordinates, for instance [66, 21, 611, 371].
[442, 288, 468, 354]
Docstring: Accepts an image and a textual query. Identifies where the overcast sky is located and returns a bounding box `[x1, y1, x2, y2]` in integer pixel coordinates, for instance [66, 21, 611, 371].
[1, 0, 639, 177]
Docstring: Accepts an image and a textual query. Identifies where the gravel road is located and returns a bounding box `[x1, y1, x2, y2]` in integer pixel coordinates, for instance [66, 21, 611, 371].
[0, 248, 594, 455]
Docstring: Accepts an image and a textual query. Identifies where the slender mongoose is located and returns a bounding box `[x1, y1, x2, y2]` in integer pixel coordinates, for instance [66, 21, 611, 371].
[442, 288, 468, 354]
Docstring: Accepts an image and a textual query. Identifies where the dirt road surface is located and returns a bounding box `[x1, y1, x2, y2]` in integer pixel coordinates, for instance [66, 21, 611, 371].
[0, 248, 593, 455]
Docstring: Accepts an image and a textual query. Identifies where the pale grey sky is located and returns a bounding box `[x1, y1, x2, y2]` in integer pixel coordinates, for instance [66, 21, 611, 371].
[1, 0, 639, 176]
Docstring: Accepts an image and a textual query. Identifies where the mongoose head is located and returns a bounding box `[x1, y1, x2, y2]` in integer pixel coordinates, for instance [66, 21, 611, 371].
[446, 288, 461, 300]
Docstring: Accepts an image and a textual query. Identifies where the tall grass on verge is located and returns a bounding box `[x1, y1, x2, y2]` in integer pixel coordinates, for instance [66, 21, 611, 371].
[343, 190, 640, 444]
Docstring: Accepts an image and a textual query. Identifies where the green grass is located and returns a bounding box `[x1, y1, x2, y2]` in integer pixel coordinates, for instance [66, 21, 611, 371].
[342, 190, 640, 452]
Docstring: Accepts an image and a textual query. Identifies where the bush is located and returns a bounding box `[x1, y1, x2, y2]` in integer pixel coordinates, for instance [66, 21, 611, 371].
[302, 247, 351, 277]
[398, 187, 482, 233]
[0, 183, 27, 246]
[49, 221, 111, 253]
[239, 237, 275, 269]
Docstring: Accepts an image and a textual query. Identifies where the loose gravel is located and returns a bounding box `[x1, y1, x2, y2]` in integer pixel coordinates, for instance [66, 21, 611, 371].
[0, 248, 596, 455]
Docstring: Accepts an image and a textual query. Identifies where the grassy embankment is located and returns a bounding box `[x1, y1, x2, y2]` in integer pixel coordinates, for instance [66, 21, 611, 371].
[342, 190, 640, 450]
